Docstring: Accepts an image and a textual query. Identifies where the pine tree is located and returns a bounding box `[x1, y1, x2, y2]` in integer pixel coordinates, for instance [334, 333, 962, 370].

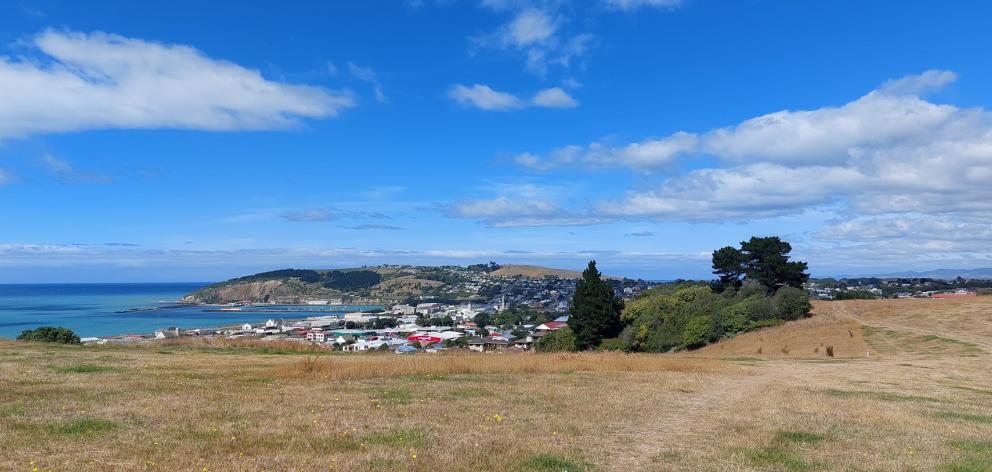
[567, 261, 624, 350]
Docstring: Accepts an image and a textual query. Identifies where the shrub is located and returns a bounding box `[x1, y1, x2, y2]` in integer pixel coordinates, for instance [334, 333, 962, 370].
[772, 286, 813, 320]
[17, 326, 80, 344]
[681, 316, 713, 349]
[747, 319, 784, 331]
[738, 294, 775, 321]
[536, 327, 577, 352]
[597, 337, 626, 351]
[718, 304, 750, 335]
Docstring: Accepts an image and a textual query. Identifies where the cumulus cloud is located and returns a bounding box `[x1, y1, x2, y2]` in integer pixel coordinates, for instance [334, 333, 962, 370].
[604, 0, 682, 11]
[514, 70, 992, 223]
[473, 5, 593, 75]
[818, 216, 992, 244]
[0, 29, 355, 139]
[469, 69, 992, 269]
[448, 84, 523, 110]
[449, 84, 579, 111]
[500, 8, 557, 47]
[597, 164, 866, 221]
[532, 87, 579, 108]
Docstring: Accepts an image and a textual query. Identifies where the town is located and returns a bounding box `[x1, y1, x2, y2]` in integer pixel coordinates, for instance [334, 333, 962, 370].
[83, 265, 661, 350]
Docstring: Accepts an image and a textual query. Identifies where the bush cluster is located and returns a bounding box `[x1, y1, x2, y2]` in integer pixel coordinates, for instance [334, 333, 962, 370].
[616, 282, 811, 352]
[17, 326, 81, 344]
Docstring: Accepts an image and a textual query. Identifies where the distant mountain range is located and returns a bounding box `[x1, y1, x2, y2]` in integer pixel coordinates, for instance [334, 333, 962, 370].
[842, 268, 992, 280]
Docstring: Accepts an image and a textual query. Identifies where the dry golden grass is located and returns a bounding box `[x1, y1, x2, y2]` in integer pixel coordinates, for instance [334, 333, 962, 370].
[831, 297, 992, 351]
[2, 297, 991, 471]
[696, 304, 870, 359]
[284, 352, 728, 381]
[154, 335, 329, 353]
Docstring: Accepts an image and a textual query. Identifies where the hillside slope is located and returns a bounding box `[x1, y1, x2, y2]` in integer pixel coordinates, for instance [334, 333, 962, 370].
[490, 264, 585, 279]
[697, 298, 991, 358]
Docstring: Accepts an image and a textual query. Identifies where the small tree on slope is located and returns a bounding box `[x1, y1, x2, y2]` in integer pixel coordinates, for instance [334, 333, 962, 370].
[567, 261, 625, 350]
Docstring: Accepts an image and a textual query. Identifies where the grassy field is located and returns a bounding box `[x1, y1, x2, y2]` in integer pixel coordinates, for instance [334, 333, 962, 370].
[2, 299, 991, 471]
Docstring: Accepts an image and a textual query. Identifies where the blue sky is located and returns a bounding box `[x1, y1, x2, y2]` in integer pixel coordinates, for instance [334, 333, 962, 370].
[2, 0, 992, 282]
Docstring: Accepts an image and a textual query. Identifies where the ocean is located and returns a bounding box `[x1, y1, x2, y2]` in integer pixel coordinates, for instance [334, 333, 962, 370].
[0, 283, 383, 339]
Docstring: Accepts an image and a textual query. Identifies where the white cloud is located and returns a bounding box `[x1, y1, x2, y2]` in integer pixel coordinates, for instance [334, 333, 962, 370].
[473, 5, 593, 75]
[517, 131, 697, 169]
[818, 216, 992, 244]
[0, 169, 11, 185]
[0, 29, 355, 139]
[700, 90, 959, 164]
[449, 84, 580, 111]
[501, 9, 557, 47]
[604, 0, 682, 11]
[879, 69, 957, 96]
[521, 69, 963, 168]
[448, 84, 523, 110]
[532, 87, 579, 108]
[511, 70, 992, 224]
[597, 164, 866, 220]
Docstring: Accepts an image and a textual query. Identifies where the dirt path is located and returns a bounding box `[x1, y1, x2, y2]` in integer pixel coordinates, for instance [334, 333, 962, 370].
[603, 365, 782, 470]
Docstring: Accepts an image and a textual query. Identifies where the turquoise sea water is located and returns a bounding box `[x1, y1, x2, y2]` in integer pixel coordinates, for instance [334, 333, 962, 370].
[0, 283, 382, 339]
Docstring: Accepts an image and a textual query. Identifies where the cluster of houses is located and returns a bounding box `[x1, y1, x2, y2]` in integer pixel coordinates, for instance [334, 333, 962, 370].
[147, 305, 571, 353]
[807, 279, 982, 300]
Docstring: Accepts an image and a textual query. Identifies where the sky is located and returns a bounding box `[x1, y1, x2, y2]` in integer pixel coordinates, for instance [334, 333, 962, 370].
[2, 0, 992, 283]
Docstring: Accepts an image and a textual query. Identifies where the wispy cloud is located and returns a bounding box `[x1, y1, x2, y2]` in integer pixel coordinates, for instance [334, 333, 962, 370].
[280, 208, 338, 222]
[448, 84, 578, 111]
[343, 224, 404, 231]
[0, 29, 355, 139]
[348, 62, 388, 103]
[472, 6, 593, 75]
[43, 154, 112, 184]
[603, 0, 682, 11]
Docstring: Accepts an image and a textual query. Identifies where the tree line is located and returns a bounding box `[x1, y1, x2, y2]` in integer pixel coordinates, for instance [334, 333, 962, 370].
[538, 236, 812, 352]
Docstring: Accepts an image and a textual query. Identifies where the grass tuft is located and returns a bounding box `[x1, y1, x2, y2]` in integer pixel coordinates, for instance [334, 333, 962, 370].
[739, 446, 819, 471]
[55, 364, 117, 374]
[363, 428, 431, 448]
[520, 453, 591, 472]
[376, 387, 416, 405]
